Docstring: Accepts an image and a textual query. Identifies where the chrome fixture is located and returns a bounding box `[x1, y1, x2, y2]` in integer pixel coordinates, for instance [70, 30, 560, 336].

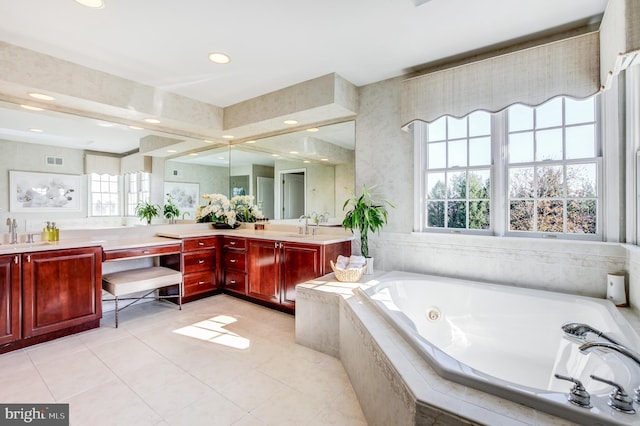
[6, 218, 18, 244]
[182, 212, 191, 220]
[299, 215, 309, 235]
[590, 375, 636, 414]
[554, 374, 592, 408]
[562, 322, 622, 346]
[579, 341, 640, 367]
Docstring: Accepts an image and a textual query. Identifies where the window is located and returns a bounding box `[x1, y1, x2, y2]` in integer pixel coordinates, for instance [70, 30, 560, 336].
[417, 95, 601, 238]
[89, 173, 120, 216]
[507, 97, 598, 234]
[423, 111, 492, 231]
[125, 172, 150, 216]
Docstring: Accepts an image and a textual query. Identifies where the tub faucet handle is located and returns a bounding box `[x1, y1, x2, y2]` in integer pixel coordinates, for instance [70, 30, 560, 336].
[554, 374, 592, 408]
[590, 375, 636, 414]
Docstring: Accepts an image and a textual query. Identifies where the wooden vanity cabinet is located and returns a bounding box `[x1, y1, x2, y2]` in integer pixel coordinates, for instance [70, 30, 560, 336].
[22, 246, 102, 339]
[0, 254, 21, 345]
[222, 236, 247, 295]
[166, 236, 218, 301]
[246, 239, 349, 312]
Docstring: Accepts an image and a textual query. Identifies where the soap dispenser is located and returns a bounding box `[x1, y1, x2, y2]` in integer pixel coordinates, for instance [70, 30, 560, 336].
[42, 221, 51, 242]
[51, 222, 59, 241]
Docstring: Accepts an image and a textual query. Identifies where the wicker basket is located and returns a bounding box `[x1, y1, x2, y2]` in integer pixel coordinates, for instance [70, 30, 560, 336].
[330, 260, 367, 282]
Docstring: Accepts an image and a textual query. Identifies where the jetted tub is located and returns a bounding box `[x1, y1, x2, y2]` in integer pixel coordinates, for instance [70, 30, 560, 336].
[358, 271, 640, 426]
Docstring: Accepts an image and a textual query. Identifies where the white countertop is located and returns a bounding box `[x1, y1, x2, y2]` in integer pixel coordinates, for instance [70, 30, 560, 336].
[157, 228, 353, 245]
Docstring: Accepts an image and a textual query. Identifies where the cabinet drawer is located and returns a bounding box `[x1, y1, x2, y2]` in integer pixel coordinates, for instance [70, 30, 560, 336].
[183, 250, 215, 274]
[223, 236, 246, 250]
[223, 269, 246, 294]
[223, 250, 246, 272]
[184, 271, 216, 296]
[103, 243, 181, 261]
[183, 237, 217, 252]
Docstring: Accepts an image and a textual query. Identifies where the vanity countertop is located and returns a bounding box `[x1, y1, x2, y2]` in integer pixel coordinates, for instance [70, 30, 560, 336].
[0, 238, 105, 255]
[157, 228, 353, 245]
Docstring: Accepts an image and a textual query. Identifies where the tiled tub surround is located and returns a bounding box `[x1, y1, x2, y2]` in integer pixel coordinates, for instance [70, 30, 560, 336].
[296, 274, 640, 426]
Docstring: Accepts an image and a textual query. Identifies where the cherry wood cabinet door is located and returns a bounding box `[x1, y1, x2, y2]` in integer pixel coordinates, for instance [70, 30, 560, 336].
[22, 247, 102, 338]
[0, 255, 21, 345]
[280, 243, 320, 308]
[247, 239, 280, 303]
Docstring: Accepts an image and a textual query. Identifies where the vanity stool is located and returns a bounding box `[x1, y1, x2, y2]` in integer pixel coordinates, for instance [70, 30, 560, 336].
[102, 266, 183, 327]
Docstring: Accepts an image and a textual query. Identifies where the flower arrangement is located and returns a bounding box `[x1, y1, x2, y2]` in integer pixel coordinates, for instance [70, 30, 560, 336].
[231, 195, 264, 223]
[195, 194, 264, 226]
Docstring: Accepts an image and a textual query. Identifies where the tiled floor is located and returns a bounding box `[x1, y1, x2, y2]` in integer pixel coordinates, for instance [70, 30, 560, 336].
[0, 295, 367, 425]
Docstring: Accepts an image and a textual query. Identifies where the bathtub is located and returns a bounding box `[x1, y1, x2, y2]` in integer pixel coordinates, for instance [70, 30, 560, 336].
[358, 271, 640, 426]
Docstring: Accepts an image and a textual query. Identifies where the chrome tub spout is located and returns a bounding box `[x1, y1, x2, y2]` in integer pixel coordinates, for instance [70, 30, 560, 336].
[562, 322, 622, 346]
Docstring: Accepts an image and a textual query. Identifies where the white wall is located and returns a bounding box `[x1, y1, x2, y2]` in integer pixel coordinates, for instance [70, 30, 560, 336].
[354, 77, 633, 302]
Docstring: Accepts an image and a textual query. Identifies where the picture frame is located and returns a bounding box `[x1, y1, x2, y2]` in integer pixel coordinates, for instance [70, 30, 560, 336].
[164, 181, 199, 219]
[9, 170, 82, 212]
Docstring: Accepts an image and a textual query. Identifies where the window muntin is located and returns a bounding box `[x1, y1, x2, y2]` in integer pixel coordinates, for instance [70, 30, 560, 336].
[423, 111, 492, 231]
[507, 97, 598, 235]
[89, 173, 120, 216]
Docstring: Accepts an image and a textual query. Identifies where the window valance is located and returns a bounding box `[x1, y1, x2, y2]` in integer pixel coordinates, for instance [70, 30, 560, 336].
[400, 32, 600, 126]
[600, 0, 640, 90]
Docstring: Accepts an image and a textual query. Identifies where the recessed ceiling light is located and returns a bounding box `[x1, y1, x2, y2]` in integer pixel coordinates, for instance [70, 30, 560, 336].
[245, 140, 256, 144]
[320, 158, 329, 161]
[29, 128, 44, 133]
[128, 125, 143, 130]
[28, 92, 55, 101]
[204, 139, 214, 144]
[73, 0, 105, 8]
[189, 153, 198, 156]
[303, 160, 311, 163]
[217, 156, 225, 160]
[208, 52, 231, 64]
[167, 149, 177, 153]
[306, 127, 319, 132]
[96, 122, 114, 127]
[283, 120, 298, 125]
[143, 118, 160, 124]
[271, 154, 280, 157]
[289, 151, 299, 154]
[20, 105, 43, 111]
[222, 135, 235, 140]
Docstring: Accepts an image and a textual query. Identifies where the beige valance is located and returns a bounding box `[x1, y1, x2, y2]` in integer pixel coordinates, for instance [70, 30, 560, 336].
[400, 32, 600, 126]
[84, 153, 120, 175]
[600, 0, 640, 90]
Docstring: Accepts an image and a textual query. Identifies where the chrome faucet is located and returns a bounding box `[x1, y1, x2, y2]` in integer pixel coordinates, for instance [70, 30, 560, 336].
[562, 322, 622, 346]
[6, 218, 18, 244]
[182, 212, 191, 220]
[299, 215, 309, 235]
[579, 341, 640, 367]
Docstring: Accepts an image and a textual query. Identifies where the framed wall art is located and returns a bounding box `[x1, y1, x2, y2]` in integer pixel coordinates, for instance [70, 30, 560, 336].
[164, 181, 199, 219]
[9, 171, 82, 212]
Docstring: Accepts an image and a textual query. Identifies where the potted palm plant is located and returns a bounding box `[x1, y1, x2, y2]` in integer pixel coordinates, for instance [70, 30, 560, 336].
[341, 185, 394, 274]
[135, 201, 160, 225]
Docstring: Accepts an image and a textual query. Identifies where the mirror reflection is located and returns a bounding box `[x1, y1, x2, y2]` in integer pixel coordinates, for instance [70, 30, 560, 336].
[169, 121, 355, 222]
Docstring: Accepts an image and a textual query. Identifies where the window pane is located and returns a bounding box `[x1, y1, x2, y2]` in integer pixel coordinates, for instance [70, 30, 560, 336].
[469, 136, 491, 166]
[509, 167, 534, 198]
[567, 164, 597, 197]
[447, 171, 466, 199]
[536, 129, 563, 161]
[566, 97, 594, 125]
[537, 165, 564, 198]
[469, 201, 490, 230]
[469, 111, 491, 136]
[536, 97, 562, 128]
[426, 173, 446, 199]
[428, 142, 446, 169]
[468, 169, 490, 199]
[448, 116, 467, 139]
[427, 201, 445, 227]
[448, 139, 467, 167]
[428, 116, 446, 141]
[567, 199, 597, 234]
[508, 132, 534, 163]
[508, 104, 533, 132]
[447, 201, 466, 228]
[510, 200, 534, 231]
[537, 200, 564, 232]
[566, 124, 595, 159]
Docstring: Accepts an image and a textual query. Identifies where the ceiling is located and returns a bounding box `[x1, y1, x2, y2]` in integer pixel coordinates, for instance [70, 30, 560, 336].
[0, 0, 608, 109]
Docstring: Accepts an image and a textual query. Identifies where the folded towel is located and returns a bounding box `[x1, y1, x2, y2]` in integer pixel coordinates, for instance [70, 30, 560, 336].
[346, 255, 367, 270]
[335, 255, 350, 269]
